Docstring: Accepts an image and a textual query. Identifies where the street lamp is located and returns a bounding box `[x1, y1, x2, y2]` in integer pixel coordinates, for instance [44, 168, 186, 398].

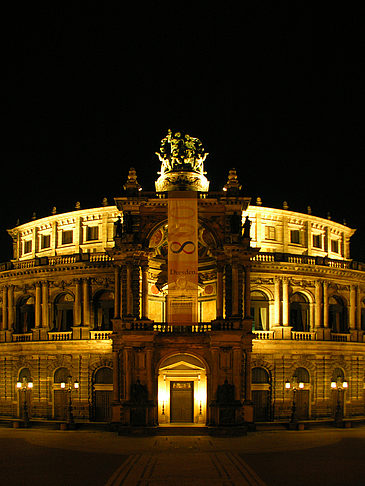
[285, 378, 304, 427]
[60, 376, 79, 428]
[331, 378, 348, 427]
[16, 377, 33, 427]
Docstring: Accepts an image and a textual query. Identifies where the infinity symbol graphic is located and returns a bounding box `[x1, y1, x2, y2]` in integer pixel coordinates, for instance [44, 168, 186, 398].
[170, 241, 196, 254]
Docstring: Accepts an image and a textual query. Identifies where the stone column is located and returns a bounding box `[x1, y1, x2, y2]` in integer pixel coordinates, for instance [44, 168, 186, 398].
[356, 286, 362, 331]
[114, 266, 120, 319]
[274, 277, 281, 325]
[7, 286, 14, 331]
[146, 348, 153, 398]
[233, 347, 241, 400]
[232, 263, 239, 316]
[323, 281, 329, 328]
[41, 281, 49, 329]
[35, 282, 42, 328]
[74, 279, 82, 326]
[141, 265, 149, 319]
[82, 278, 90, 327]
[314, 280, 322, 328]
[112, 350, 120, 402]
[349, 285, 356, 330]
[216, 265, 224, 319]
[244, 350, 252, 402]
[126, 264, 133, 316]
[243, 264, 251, 319]
[282, 278, 289, 326]
[2, 286, 8, 331]
[125, 348, 131, 400]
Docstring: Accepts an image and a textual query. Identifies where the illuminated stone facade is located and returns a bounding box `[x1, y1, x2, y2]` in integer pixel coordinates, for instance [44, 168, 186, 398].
[0, 134, 364, 426]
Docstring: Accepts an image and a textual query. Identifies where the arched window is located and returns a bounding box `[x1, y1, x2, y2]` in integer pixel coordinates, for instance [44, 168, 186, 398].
[252, 367, 270, 384]
[93, 291, 114, 330]
[360, 299, 365, 331]
[94, 367, 113, 384]
[18, 367, 32, 382]
[331, 368, 345, 382]
[329, 296, 348, 333]
[54, 293, 74, 331]
[16, 296, 35, 333]
[54, 367, 70, 383]
[293, 367, 310, 383]
[290, 293, 310, 332]
[251, 291, 269, 330]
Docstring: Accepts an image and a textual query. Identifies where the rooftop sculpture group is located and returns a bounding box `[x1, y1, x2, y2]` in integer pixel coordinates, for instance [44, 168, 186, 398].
[156, 130, 208, 175]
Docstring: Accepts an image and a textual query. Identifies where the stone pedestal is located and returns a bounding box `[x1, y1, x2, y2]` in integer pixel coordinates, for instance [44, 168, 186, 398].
[72, 326, 90, 340]
[315, 328, 332, 340]
[273, 326, 292, 340]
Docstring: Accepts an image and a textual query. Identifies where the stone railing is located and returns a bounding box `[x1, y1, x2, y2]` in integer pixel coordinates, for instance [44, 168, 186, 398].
[291, 331, 316, 341]
[253, 330, 274, 340]
[48, 331, 72, 341]
[0, 252, 114, 272]
[331, 333, 350, 342]
[250, 252, 364, 270]
[12, 333, 32, 342]
[89, 330, 113, 340]
[153, 324, 212, 333]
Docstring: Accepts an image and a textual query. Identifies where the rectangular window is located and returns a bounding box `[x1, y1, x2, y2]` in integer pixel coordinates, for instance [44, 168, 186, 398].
[290, 230, 301, 244]
[313, 234, 322, 248]
[331, 239, 339, 253]
[40, 234, 51, 249]
[24, 240, 32, 254]
[265, 226, 276, 240]
[61, 230, 73, 245]
[86, 226, 99, 241]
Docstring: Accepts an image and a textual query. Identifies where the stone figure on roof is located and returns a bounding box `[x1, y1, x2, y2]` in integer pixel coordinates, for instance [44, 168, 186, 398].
[156, 130, 208, 175]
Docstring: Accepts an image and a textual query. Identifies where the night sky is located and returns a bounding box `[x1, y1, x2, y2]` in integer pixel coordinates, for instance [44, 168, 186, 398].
[1, 5, 364, 261]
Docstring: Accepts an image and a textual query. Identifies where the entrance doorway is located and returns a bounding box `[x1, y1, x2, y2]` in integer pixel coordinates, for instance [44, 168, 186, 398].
[170, 381, 194, 423]
[93, 367, 113, 422]
[158, 354, 207, 425]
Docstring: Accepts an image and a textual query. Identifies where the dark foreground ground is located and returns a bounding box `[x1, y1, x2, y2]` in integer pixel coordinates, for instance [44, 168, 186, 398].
[0, 425, 364, 485]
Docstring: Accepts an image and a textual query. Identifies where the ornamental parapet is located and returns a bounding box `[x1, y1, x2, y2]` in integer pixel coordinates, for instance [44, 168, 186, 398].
[252, 252, 365, 271]
[0, 252, 114, 276]
[2, 327, 363, 344]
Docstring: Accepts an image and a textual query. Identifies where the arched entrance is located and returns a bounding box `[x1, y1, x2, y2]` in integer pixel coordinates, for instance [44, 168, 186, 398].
[158, 354, 207, 425]
[252, 367, 271, 421]
[93, 367, 113, 421]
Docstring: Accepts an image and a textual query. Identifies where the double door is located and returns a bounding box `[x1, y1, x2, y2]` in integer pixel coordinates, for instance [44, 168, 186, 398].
[170, 381, 193, 423]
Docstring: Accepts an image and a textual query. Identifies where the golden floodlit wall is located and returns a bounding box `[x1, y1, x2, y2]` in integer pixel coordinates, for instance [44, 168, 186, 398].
[0, 158, 364, 424]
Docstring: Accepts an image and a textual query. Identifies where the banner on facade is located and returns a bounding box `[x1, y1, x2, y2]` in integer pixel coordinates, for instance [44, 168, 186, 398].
[167, 192, 198, 324]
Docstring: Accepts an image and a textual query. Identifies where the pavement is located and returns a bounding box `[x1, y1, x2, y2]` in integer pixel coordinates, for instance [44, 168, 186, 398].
[0, 425, 364, 485]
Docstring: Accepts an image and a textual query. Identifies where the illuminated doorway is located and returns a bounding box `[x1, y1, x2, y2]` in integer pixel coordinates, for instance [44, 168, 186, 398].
[158, 354, 207, 425]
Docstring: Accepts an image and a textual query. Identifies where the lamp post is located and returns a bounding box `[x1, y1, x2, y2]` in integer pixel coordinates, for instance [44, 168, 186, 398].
[285, 378, 304, 428]
[331, 378, 348, 427]
[60, 376, 79, 428]
[16, 377, 33, 427]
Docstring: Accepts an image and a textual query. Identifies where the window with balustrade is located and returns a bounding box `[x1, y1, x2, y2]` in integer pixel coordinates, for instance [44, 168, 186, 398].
[290, 293, 310, 332]
[329, 296, 348, 333]
[53, 293, 74, 331]
[93, 291, 114, 330]
[16, 296, 35, 333]
[251, 291, 269, 331]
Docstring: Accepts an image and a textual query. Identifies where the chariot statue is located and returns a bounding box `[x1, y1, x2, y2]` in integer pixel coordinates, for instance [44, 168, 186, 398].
[155, 130, 208, 176]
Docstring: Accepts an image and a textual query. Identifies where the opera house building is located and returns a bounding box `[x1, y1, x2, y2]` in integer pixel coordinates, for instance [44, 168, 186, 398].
[0, 131, 364, 430]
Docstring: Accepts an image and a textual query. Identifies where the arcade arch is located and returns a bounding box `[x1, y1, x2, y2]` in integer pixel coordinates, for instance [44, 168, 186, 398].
[157, 353, 207, 425]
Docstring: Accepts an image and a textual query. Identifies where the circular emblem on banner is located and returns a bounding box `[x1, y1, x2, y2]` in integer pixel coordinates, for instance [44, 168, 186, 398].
[170, 241, 195, 254]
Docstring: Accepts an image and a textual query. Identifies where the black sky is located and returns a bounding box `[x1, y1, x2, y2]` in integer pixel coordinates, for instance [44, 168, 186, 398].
[1, 5, 364, 261]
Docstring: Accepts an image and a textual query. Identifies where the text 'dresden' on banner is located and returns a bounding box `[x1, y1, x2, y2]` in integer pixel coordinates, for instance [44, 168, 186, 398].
[167, 192, 198, 324]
